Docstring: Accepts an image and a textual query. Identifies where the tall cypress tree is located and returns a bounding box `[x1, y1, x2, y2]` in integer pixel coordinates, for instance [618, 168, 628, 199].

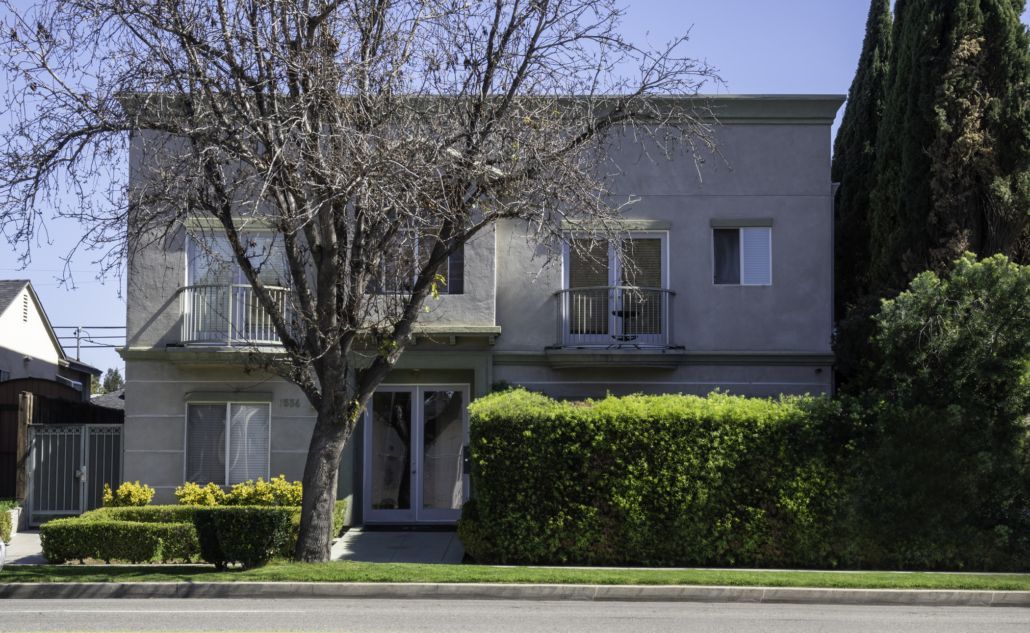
[868, 0, 1030, 295]
[832, 0, 892, 315]
[927, 0, 1030, 268]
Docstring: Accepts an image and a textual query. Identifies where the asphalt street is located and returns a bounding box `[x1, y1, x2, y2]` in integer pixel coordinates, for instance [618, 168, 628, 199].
[1, 598, 1028, 632]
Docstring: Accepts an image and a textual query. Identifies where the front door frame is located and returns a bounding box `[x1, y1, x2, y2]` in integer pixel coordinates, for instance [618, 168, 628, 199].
[362, 383, 470, 525]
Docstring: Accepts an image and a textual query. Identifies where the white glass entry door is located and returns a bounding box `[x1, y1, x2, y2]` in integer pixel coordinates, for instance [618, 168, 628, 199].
[363, 385, 469, 524]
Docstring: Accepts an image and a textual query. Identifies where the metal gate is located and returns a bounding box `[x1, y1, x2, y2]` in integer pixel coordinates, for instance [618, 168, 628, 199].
[27, 424, 122, 525]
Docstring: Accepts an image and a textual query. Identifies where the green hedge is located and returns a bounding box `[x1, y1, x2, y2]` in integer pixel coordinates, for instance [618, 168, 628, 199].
[193, 506, 294, 569]
[458, 389, 853, 567]
[0, 509, 11, 545]
[67, 501, 348, 563]
[83, 505, 199, 524]
[41, 519, 198, 564]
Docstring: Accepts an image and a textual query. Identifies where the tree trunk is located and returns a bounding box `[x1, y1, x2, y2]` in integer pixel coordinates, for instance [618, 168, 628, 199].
[294, 402, 352, 562]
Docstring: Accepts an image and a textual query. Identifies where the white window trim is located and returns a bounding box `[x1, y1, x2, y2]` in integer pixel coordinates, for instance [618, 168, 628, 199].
[711, 227, 773, 287]
[183, 400, 272, 487]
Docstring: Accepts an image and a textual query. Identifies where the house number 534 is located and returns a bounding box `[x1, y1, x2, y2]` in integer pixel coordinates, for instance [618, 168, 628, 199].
[279, 398, 301, 409]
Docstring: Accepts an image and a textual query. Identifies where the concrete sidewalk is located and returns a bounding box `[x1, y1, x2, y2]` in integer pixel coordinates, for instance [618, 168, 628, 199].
[331, 529, 464, 564]
[4, 530, 45, 565]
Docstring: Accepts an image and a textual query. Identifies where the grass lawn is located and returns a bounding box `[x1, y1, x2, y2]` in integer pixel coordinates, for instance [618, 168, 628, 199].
[2, 562, 1030, 591]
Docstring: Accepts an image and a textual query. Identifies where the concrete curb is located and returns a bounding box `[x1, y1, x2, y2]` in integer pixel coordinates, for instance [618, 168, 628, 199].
[0, 582, 1028, 607]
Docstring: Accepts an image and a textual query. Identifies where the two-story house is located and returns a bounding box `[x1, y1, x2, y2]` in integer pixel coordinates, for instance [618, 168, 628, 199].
[119, 95, 843, 526]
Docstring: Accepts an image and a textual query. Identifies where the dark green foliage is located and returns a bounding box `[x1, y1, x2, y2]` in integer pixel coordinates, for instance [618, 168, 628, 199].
[848, 254, 1030, 569]
[832, 0, 892, 314]
[192, 507, 295, 569]
[40, 519, 198, 564]
[868, 0, 1030, 295]
[458, 390, 855, 568]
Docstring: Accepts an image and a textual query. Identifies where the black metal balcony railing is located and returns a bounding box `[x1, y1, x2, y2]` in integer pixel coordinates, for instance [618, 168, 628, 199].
[555, 286, 674, 348]
[181, 284, 291, 345]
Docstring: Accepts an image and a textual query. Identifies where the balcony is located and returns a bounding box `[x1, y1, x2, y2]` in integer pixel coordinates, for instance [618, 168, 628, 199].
[181, 284, 291, 346]
[555, 286, 674, 349]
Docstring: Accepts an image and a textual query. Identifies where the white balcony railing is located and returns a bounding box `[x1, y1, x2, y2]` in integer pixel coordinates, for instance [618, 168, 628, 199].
[181, 284, 291, 345]
[556, 286, 674, 348]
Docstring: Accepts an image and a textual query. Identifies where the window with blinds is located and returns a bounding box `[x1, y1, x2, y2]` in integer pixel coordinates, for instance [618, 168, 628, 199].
[186, 402, 270, 486]
[188, 233, 289, 287]
[374, 231, 464, 295]
[713, 227, 772, 285]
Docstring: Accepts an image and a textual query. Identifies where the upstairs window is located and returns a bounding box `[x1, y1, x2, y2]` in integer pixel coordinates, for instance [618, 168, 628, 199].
[374, 231, 464, 295]
[713, 226, 772, 286]
[187, 233, 289, 288]
[186, 401, 270, 486]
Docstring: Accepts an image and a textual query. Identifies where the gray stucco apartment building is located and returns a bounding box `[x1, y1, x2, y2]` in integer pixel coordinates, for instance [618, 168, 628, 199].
[120, 95, 844, 526]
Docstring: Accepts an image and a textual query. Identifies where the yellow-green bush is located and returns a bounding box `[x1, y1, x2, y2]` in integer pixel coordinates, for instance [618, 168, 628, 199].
[225, 476, 303, 506]
[174, 482, 227, 506]
[0, 508, 11, 545]
[102, 481, 155, 507]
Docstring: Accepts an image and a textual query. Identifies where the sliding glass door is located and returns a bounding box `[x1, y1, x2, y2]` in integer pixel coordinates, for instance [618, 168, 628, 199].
[364, 385, 468, 524]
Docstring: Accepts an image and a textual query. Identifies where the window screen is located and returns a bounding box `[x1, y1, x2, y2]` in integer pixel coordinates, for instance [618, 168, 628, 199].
[227, 403, 270, 485]
[741, 228, 772, 285]
[186, 404, 227, 485]
[186, 402, 270, 485]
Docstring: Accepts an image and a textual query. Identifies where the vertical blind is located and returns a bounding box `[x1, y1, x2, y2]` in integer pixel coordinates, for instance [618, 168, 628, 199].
[186, 404, 228, 484]
[186, 402, 270, 486]
[228, 403, 270, 485]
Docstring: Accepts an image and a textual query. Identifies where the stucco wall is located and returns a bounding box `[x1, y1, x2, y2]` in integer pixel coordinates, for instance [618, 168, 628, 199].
[495, 119, 837, 354]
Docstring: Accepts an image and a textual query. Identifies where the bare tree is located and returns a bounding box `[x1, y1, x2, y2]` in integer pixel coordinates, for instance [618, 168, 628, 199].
[0, 0, 717, 561]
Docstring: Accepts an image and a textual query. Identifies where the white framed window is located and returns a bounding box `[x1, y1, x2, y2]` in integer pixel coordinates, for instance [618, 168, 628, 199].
[185, 401, 271, 485]
[373, 230, 464, 295]
[560, 232, 670, 346]
[713, 226, 772, 286]
[562, 232, 669, 290]
[186, 232, 289, 288]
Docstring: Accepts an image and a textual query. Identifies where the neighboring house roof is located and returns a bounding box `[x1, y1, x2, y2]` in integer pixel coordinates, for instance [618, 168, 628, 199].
[0, 279, 102, 376]
[91, 388, 125, 410]
[0, 279, 30, 315]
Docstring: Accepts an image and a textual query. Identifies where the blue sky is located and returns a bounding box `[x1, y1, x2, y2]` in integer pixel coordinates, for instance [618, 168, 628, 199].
[1, 1, 1027, 373]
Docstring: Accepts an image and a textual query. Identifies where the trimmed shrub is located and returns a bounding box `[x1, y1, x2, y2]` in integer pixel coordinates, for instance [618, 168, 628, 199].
[83, 505, 198, 524]
[175, 482, 226, 506]
[192, 506, 294, 569]
[40, 519, 197, 564]
[0, 508, 11, 545]
[333, 499, 349, 537]
[102, 481, 155, 507]
[459, 389, 853, 567]
[225, 476, 303, 506]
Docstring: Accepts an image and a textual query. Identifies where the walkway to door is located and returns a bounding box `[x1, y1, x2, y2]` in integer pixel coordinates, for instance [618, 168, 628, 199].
[331, 529, 464, 564]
